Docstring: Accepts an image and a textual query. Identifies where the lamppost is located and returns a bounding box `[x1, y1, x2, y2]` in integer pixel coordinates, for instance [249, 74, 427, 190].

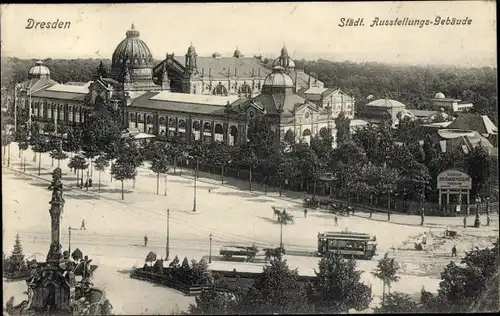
[166, 208, 170, 261]
[209, 233, 213, 263]
[193, 156, 199, 212]
[68, 226, 80, 255]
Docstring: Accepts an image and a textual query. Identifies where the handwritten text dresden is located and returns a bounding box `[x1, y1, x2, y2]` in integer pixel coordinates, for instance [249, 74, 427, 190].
[25, 19, 71, 29]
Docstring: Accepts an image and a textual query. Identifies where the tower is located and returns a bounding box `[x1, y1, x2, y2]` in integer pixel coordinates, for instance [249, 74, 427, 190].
[183, 43, 200, 94]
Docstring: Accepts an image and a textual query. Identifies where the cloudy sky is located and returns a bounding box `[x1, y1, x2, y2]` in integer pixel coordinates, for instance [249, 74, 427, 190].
[0, 2, 496, 67]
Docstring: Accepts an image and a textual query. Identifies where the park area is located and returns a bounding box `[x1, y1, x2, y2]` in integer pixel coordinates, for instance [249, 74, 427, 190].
[2, 143, 499, 313]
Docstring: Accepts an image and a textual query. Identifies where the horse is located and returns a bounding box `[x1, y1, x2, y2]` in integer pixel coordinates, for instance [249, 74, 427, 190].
[272, 207, 281, 220]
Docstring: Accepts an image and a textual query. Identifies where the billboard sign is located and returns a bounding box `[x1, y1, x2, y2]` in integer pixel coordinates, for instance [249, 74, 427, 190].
[437, 169, 472, 190]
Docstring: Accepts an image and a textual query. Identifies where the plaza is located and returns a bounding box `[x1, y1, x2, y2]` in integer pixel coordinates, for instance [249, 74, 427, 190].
[3, 142, 499, 313]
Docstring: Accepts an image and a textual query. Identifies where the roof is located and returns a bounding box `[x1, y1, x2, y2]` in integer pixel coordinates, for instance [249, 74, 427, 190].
[150, 91, 239, 106]
[304, 87, 328, 95]
[64, 82, 89, 86]
[421, 121, 452, 128]
[407, 109, 439, 118]
[243, 92, 312, 116]
[17, 78, 58, 93]
[31, 88, 87, 101]
[446, 113, 498, 135]
[129, 91, 232, 116]
[45, 84, 89, 94]
[173, 56, 270, 79]
[367, 98, 406, 108]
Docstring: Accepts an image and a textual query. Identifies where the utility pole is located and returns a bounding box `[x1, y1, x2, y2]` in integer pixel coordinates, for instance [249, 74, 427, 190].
[193, 156, 198, 212]
[164, 173, 167, 196]
[166, 208, 170, 261]
[209, 233, 213, 263]
[279, 216, 283, 249]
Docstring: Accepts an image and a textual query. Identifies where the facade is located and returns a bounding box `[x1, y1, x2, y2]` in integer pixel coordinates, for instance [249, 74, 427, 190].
[12, 24, 358, 148]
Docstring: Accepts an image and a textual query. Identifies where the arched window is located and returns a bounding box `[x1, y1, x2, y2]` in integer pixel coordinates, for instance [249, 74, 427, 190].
[146, 115, 153, 124]
[239, 84, 252, 97]
[193, 121, 201, 131]
[213, 83, 228, 96]
[159, 117, 166, 125]
[178, 119, 186, 129]
[168, 118, 176, 127]
[214, 124, 224, 142]
[229, 126, 238, 146]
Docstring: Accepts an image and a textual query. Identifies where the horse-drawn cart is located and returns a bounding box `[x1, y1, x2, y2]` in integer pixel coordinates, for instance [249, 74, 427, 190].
[219, 245, 258, 262]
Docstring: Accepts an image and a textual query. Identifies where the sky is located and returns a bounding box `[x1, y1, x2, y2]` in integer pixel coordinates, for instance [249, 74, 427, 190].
[0, 2, 497, 67]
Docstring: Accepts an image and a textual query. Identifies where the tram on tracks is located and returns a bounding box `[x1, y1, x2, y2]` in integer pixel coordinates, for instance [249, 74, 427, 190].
[317, 231, 377, 260]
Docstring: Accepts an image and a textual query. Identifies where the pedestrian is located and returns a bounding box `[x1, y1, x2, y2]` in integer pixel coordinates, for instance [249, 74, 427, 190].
[144, 234, 148, 247]
[84, 179, 89, 191]
[451, 245, 457, 257]
[463, 216, 467, 228]
[208, 189, 211, 193]
[304, 208, 308, 218]
[80, 219, 86, 230]
[88, 178, 92, 187]
[334, 215, 338, 226]
[487, 215, 491, 226]
[80, 178, 84, 189]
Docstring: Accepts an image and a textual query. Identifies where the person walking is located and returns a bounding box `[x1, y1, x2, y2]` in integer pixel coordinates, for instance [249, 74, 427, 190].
[88, 178, 93, 188]
[451, 245, 457, 257]
[304, 209, 308, 218]
[463, 216, 467, 228]
[80, 219, 86, 230]
[84, 179, 89, 191]
[487, 215, 491, 227]
[144, 234, 148, 247]
[334, 215, 338, 226]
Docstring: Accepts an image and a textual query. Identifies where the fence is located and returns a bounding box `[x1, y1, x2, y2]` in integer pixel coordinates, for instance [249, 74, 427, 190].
[173, 158, 499, 216]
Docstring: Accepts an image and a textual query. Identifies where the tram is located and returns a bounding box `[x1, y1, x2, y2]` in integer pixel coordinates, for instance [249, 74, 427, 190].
[317, 231, 377, 260]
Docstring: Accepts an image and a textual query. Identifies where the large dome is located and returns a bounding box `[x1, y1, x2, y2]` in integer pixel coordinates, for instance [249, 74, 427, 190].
[111, 24, 154, 71]
[263, 66, 294, 87]
[28, 61, 50, 79]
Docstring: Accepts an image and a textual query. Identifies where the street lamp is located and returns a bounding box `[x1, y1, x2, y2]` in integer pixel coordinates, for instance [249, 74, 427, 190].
[193, 156, 199, 212]
[166, 208, 170, 261]
[68, 226, 80, 255]
[209, 233, 213, 263]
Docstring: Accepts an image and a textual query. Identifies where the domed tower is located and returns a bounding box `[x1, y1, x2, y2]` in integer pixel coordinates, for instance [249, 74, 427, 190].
[262, 66, 295, 95]
[111, 24, 158, 91]
[182, 43, 201, 94]
[28, 61, 51, 80]
[272, 46, 296, 73]
[185, 43, 198, 75]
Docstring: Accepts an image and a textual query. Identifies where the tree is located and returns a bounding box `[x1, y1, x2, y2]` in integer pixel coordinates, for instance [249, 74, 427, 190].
[373, 164, 400, 220]
[334, 111, 351, 145]
[207, 141, 232, 184]
[238, 143, 259, 191]
[375, 292, 420, 313]
[397, 159, 431, 223]
[14, 126, 29, 165]
[110, 158, 137, 200]
[93, 155, 109, 193]
[189, 286, 238, 315]
[466, 145, 493, 199]
[167, 135, 188, 175]
[8, 234, 26, 273]
[307, 252, 372, 313]
[427, 240, 499, 313]
[150, 152, 169, 195]
[30, 131, 50, 175]
[372, 252, 401, 305]
[238, 256, 309, 314]
[62, 127, 82, 155]
[49, 140, 68, 168]
[145, 251, 157, 266]
[67, 154, 88, 187]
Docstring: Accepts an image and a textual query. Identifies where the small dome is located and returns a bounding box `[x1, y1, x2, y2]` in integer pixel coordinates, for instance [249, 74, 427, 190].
[28, 61, 51, 78]
[272, 45, 295, 69]
[233, 47, 243, 58]
[212, 52, 222, 58]
[434, 92, 446, 99]
[263, 66, 294, 87]
[111, 24, 153, 72]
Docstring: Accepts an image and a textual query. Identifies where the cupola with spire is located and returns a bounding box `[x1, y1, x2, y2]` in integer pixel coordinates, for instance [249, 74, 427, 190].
[233, 47, 244, 58]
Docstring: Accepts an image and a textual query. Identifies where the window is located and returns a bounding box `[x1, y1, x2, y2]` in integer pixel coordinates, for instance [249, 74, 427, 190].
[75, 109, 80, 123]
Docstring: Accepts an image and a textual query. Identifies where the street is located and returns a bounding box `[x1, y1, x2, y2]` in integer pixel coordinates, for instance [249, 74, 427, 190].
[3, 143, 499, 313]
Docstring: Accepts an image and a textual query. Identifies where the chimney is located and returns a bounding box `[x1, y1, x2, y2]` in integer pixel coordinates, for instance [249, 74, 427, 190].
[235, 68, 237, 77]
[209, 68, 212, 78]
